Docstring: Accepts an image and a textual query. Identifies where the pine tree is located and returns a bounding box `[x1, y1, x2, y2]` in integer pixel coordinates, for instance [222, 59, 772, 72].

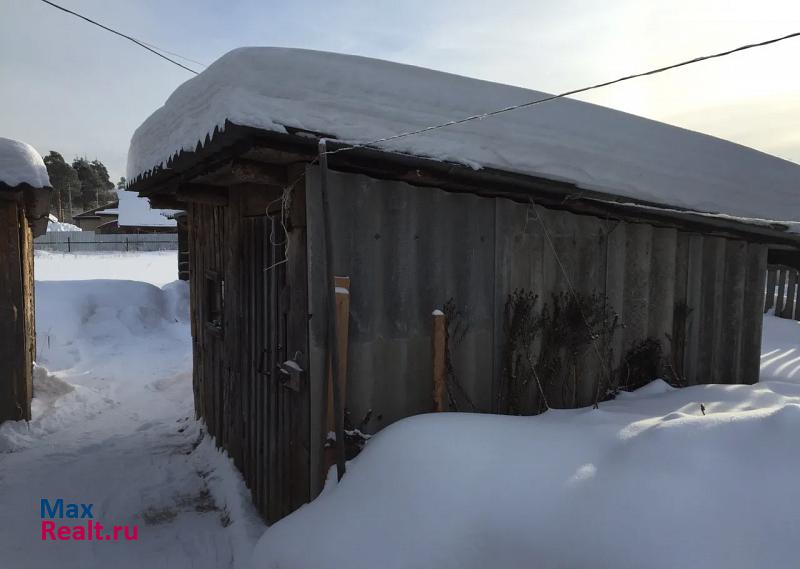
[72, 157, 100, 210]
[90, 160, 115, 205]
[43, 151, 79, 220]
[116, 176, 127, 190]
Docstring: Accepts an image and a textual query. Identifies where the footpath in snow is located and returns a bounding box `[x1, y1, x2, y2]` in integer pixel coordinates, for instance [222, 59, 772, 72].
[0, 252, 263, 569]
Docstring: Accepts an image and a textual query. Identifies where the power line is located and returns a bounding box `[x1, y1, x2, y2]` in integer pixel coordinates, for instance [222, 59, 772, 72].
[324, 30, 800, 157]
[38, 0, 200, 75]
[139, 41, 208, 68]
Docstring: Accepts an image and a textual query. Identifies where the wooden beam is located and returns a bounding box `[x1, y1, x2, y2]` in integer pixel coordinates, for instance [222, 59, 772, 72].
[148, 195, 186, 210]
[231, 159, 287, 185]
[176, 183, 229, 206]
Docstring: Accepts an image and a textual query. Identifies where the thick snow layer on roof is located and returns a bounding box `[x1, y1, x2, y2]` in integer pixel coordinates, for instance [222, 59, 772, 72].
[128, 47, 800, 225]
[0, 137, 50, 189]
[116, 189, 177, 227]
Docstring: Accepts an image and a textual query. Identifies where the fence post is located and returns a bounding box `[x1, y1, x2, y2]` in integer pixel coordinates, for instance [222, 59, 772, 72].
[67, 237, 71, 253]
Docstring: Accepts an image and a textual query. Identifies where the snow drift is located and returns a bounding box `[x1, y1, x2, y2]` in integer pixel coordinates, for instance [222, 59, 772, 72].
[253, 378, 800, 569]
[47, 214, 81, 232]
[128, 48, 800, 225]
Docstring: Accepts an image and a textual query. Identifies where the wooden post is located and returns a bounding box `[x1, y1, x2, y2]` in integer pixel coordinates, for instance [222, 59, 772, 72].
[324, 276, 350, 471]
[432, 309, 447, 412]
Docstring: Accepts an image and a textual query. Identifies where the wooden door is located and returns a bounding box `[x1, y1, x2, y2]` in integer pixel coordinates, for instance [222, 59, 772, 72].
[242, 213, 308, 523]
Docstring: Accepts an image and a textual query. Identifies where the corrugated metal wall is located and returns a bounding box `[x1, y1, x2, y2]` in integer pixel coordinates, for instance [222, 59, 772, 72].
[305, 166, 768, 453]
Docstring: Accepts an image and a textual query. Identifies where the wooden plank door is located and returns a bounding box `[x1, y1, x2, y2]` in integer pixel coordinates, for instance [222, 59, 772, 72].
[243, 214, 308, 523]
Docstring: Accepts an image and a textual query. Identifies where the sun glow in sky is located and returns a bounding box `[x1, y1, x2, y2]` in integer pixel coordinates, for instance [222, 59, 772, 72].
[1, 0, 798, 181]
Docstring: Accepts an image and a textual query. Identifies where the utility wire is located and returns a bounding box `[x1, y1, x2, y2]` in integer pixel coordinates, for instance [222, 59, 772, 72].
[324, 30, 800, 157]
[38, 0, 200, 74]
[139, 41, 208, 68]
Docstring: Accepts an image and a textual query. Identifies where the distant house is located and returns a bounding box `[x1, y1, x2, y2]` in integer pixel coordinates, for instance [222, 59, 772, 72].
[0, 137, 51, 424]
[71, 200, 118, 231]
[127, 48, 800, 522]
[72, 190, 178, 234]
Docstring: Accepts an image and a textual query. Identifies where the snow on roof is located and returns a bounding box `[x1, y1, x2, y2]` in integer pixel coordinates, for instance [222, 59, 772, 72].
[127, 47, 800, 225]
[116, 189, 177, 227]
[0, 137, 50, 189]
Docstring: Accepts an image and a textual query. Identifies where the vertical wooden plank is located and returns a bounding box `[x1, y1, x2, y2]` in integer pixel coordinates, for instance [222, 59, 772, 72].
[741, 243, 768, 384]
[432, 310, 447, 411]
[670, 232, 690, 384]
[604, 221, 627, 385]
[764, 267, 777, 313]
[698, 236, 726, 383]
[0, 200, 28, 423]
[326, 277, 351, 431]
[780, 269, 798, 320]
[285, 173, 311, 514]
[647, 227, 677, 377]
[620, 223, 652, 388]
[20, 209, 35, 416]
[721, 240, 747, 383]
[683, 234, 704, 386]
[774, 269, 787, 316]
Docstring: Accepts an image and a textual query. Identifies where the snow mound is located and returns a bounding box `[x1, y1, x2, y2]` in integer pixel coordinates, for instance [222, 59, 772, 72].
[0, 137, 50, 188]
[35, 279, 190, 382]
[0, 364, 104, 453]
[128, 48, 800, 225]
[252, 380, 800, 569]
[116, 188, 177, 228]
[34, 250, 178, 287]
[47, 214, 81, 232]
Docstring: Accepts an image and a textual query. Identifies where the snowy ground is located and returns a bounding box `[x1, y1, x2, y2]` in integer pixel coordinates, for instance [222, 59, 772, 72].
[1, 251, 798, 569]
[0, 252, 263, 569]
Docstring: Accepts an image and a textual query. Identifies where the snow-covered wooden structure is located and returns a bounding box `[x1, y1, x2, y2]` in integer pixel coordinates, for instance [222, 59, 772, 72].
[0, 138, 51, 424]
[126, 48, 800, 522]
[73, 190, 178, 234]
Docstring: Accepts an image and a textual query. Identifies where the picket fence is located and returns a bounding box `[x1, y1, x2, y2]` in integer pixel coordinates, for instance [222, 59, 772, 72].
[765, 265, 800, 321]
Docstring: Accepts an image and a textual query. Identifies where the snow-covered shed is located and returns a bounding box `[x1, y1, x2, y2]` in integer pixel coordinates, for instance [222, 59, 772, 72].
[126, 48, 800, 522]
[0, 137, 51, 424]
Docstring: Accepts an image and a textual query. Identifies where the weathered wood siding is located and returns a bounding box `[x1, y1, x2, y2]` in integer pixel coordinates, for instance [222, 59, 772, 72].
[0, 199, 34, 423]
[305, 167, 768, 480]
[188, 187, 309, 523]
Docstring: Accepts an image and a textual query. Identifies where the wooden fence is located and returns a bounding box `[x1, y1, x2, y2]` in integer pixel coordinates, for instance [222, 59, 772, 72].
[34, 231, 178, 253]
[765, 265, 800, 320]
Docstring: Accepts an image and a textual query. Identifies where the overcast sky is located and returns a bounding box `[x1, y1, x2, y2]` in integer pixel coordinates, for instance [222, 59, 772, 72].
[2, 0, 799, 182]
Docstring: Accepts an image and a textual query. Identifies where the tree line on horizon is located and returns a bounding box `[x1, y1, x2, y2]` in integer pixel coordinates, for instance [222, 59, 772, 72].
[43, 151, 126, 221]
